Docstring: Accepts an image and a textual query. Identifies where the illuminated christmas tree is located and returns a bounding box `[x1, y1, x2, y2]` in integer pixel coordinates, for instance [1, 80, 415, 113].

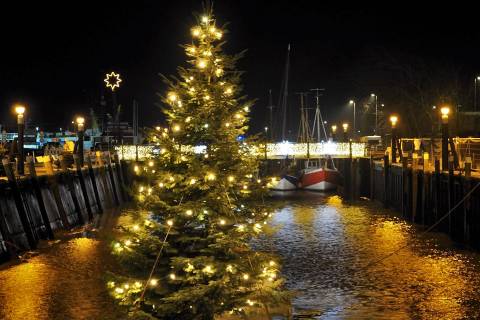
[109, 6, 288, 319]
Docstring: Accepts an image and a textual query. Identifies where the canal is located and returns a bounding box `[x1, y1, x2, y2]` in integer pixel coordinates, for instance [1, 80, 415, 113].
[254, 192, 480, 319]
[1, 194, 480, 319]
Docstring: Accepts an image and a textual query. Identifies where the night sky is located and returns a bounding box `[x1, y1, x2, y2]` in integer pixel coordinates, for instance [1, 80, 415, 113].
[2, 1, 479, 136]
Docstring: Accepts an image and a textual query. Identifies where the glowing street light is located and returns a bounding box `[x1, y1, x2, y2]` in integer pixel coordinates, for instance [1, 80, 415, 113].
[389, 115, 398, 128]
[342, 122, 349, 142]
[440, 106, 450, 123]
[475, 76, 480, 111]
[440, 106, 450, 171]
[349, 100, 356, 136]
[331, 125, 337, 141]
[14, 104, 26, 174]
[76, 116, 85, 167]
[389, 115, 399, 163]
[370, 93, 378, 135]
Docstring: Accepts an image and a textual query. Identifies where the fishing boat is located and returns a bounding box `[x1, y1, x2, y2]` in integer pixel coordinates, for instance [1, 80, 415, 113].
[299, 158, 341, 191]
[270, 175, 299, 191]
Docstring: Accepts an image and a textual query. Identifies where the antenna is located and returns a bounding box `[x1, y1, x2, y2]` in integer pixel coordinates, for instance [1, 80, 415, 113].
[267, 89, 274, 141]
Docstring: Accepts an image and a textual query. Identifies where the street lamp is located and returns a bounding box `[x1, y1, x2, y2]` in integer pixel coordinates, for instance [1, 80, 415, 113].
[14, 105, 26, 175]
[76, 116, 85, 167]
[349, 100, 356, 136]
[371, 93, 378, 135]
[331, 124, 337, 141]
[264, 126, 268, 159]
[440, 106, 450, 171]
[342, 122, 349, 142]
[389, 115, 398, 163]
[475, 76, 480, 111]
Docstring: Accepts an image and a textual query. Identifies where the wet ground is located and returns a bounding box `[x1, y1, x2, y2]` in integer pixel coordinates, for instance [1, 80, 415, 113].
[1, 194, 480, 319]
[253, 192, 480, 319]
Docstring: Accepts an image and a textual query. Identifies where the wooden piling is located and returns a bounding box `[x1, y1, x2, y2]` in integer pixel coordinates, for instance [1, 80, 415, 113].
[1, 159, 37, 249]
[383, 155, 389, 208]
[44, 156, 70, 229]
[74, 154, 93, 221]
[105, 152, 120, 206]
[26, 156, 54, 240]
[60, 155, 84, 225]
[86, 153, 103, 214]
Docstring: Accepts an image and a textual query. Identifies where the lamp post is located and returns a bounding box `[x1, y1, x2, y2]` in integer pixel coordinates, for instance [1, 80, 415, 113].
[475, 76, 480, 111]
[349, 100, 356, 137]
[264, 126, 268, 160]
[14, 105, 26, 175]
[331, 125, 337, 141]
[440, 106, 450, 171]
[371, 93, 378, 135]
[342, 122, 349, 142]
[76, 117, 85, 167]
[390, 115, 398, 163]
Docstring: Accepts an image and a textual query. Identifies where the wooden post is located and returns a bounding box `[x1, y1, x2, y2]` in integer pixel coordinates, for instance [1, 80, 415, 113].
[448, 156, 454, 235]
[370, 155, 374, 200]
[1, 158, 37, 249]
[434, 159, 441, 224]
[105, 152, 120, 206]
[383, 155, 389, 208]
[44, 156, 70, 229]
[0, 186, 15, 258]
[113, 153, 127, 202]
[26, 156, 54, 240]
[401, 157, 408, 218]
[86, 153, 103, 214]
[74, 154, 93, 221]
[60, 155, 84, 225]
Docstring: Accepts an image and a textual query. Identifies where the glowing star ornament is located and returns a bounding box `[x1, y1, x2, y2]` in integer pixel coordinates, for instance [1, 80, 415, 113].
[104, 72, 122, 91]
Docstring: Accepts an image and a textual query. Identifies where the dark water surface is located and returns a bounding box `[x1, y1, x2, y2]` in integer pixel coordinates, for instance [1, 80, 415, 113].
[1, 195, 480, 319]
[253, 192, 480, 319]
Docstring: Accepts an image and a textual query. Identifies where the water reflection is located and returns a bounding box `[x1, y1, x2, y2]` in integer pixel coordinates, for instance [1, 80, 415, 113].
[0, 227, 126, 320]
[254, 192, 480, 319]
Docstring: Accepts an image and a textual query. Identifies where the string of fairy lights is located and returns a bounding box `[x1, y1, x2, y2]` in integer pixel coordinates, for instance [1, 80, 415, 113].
[109, 13, 284, 315]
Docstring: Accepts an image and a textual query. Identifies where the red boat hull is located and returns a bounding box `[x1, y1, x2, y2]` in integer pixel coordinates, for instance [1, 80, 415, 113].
[300, 168, 341, 191]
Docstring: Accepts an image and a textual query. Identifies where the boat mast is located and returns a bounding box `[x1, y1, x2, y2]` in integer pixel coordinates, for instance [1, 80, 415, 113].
[310, 88, 326, 142]
[280, 44, 291, 141]
[267, 89, 274, 141]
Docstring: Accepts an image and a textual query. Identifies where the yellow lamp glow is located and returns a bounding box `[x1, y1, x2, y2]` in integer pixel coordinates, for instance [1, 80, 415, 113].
[191, 27, 201, 37]
[76, 117, 85, 130]
[389, 115, 398, 128]
[201, 16, 209, 23]
[331, 125, 337, 133]
[14, 105, 26, 115]
[342, 123, 349, 132]
[440, 106, 450, 122]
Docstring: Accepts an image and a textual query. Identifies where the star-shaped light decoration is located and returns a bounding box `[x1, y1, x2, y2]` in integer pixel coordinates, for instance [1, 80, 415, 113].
[104, 72, 122, 91]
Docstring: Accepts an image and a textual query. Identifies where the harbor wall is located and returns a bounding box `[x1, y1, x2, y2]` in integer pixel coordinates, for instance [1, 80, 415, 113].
[0, 153, 132, 263]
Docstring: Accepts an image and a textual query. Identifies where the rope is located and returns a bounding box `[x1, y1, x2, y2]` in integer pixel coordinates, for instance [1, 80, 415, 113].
[363, 181, 480, 270]
[138, 223, 172, 303]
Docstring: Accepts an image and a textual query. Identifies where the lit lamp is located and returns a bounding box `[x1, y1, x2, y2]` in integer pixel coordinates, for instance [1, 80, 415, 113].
[264, 127, 268, 160]
[342, 122, 349, 142]
[14, 105, 26, 175]
[349, 100, 356, 137]
[440, 106, 450, 171]
[389, 115, 398, 163]
[331, 124, 337, 141]
[76, 116, 85, 167]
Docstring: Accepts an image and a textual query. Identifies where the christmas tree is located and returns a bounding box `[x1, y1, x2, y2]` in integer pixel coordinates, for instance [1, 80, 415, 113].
[108, 5, 288, 320]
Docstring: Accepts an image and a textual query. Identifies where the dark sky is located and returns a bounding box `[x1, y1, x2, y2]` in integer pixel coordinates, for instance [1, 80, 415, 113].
[1, 1, 479, 135]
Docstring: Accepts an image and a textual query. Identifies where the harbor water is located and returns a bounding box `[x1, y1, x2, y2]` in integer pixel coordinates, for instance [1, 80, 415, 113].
[1, 194, 480, 319]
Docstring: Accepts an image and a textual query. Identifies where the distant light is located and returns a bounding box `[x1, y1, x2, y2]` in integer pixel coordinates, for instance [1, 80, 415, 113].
[76, 117, 85, 125]
[14, 105, 26, 115]
[323, 121, 327, 124]
[477, 76, 480, 80]
[432, 105, 437, 110]
[370, 93, 376, 97]
[389, 115, 398, 128]
[440, 106, 450, 116]
[331, 125, 337, 133]
[264, 126, 268, 131]
[36, 127, 39, 131]
[342, 123, 349, 132]
[349, 100, 355, 104]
